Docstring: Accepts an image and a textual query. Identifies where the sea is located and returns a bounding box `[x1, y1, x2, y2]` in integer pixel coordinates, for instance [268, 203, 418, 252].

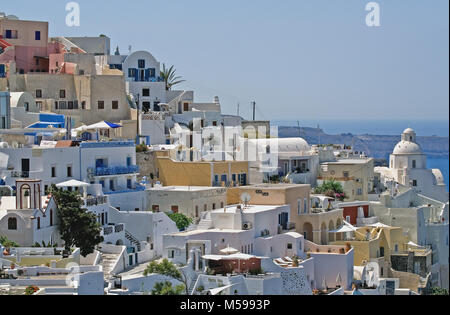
[272, 119, 449, 190]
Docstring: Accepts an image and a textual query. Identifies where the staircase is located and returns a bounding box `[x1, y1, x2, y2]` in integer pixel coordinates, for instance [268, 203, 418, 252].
[100, 252, 121, 282]
[125, 230, 141, 252]
[197, 212, 213, 230]
[188, 273, 199, 295]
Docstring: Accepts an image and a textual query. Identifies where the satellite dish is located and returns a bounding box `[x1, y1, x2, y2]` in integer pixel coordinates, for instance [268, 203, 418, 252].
[240, 193, 251, 206]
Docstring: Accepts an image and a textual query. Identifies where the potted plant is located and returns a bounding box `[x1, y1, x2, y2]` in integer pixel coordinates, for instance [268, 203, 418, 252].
[24, 285, 39, 295]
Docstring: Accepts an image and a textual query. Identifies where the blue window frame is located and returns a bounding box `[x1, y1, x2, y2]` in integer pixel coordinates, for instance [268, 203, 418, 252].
[99, 180, 105, 188]
[126, 157, 132, 167]
[221, 174, 227, 183]
[128, 68, 136, 78]
[35, 31, 41, 40]
[127, 179, 132, 189]
[138, 59, 145, 68]
[5, 30, 12, 39]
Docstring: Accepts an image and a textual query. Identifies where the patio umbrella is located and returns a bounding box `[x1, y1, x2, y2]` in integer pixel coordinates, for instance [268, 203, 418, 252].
[368, 222, 390, 228]
[219, 246, 239, 255]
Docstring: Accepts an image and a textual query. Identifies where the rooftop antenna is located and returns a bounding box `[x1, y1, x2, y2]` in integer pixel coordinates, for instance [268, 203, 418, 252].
[237, 103, 240, 117]
[240, 193, 251, 208]
[128, 45, 132, 54]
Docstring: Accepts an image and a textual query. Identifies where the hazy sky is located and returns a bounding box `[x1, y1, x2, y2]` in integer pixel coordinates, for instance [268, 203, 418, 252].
[2, 0, 449, 121]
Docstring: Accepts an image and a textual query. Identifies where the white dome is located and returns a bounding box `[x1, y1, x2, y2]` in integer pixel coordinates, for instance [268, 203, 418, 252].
[393, 141, 423, 155]
[403, 128, 415, 134]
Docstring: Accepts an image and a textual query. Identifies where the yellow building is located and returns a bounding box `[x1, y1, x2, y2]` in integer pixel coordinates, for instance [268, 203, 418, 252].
[227, 184, 344, 245]
[151, 150, 250, 187]
[318, 158, 375, 201]
[332, 226, 413, 278]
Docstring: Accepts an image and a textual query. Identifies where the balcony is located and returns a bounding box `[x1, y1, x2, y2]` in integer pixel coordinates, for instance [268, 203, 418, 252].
[103, 184, 146, 195]
[94, 165, 139, 176]
[84, 195, 108, 207]
[101, 223, 125, 236]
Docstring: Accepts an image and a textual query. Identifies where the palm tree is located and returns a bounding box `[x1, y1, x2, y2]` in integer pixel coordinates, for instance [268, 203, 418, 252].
[160, 63, 186, 91]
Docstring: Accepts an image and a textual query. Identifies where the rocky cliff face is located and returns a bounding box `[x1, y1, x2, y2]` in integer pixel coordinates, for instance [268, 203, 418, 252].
[278, 126, 449, 159]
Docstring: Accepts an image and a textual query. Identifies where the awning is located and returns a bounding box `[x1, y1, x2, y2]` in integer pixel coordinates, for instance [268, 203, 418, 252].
[56, 180, 90, 188]
[84, 121, 122, 130]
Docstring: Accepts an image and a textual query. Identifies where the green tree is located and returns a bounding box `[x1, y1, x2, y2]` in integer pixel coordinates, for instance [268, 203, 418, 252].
[49, 185, 103, 257]
[151, 281, 185, 295]
[143, 259, 188, 295]
[160, 64, 186, 91]
[314, 180, 347, 201]
[430, 287, 449, 295]
[0, 236, 19, 248]
[167, 213, 193, 231]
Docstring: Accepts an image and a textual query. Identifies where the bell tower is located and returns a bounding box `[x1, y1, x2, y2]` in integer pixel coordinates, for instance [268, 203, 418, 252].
[15, 179, 42, 210]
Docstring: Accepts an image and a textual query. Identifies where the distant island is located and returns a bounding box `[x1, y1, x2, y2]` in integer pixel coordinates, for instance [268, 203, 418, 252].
[278, 126, 449, 160]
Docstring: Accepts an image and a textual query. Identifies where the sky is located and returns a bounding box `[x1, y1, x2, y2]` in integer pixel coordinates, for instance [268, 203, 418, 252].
[2, 0, 449, 121]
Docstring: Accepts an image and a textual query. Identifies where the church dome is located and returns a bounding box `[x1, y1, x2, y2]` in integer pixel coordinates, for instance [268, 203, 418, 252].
[403, 128, 415, 134]
[393, 140, 423, 155]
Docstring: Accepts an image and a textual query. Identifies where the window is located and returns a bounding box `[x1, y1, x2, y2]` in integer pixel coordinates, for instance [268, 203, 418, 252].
[297, 199, 302, 215]
[168, 250, 175, 259]
[412, 180, 418, 187]
[138, 59, 145, 68]
[98, 101, 104, 109]
[109, 180, 115, 191]
[204, 204, 207, 211]
[68, 101, 74, 110]
[142, 88, 150, 97]
[127, 179, 132, 189]
[36, 89, 42, 98]
[36, 101, 42, 110]
[59, 101, 67, 109]
[152, 205, 160, 212]
[343, 171, 349, 178]
[24, 102, 29, 112]
[35, 31, 41, 40]
[8, 217, 17, 230]
[51, 166, 56, 178]
[212, 203, 216, 210]
[394, 244, 399, 252]
[412, 160, 416, 169]
[128, 68, 136, 78]
[59, 90, 66, 99]
[67, 166, 72, 177]
[50, 210, 53, 226]
[357, 188, 363, 195]
[37, 217, 41, 230]
[81, 101, 86, 110]
[112, 101, 119, 110]
[195, 206, 199, 218]
[304, 198, 308, 214]
[287, 243, 293, 250]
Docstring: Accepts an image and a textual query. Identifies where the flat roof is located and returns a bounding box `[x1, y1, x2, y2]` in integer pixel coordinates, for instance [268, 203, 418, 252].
[212, 204, 287, 214]
[323, 159, 372, 165]
[170, 228, 248, 237]
[149, 186, 225, 192]
[241, 183, 310, 190]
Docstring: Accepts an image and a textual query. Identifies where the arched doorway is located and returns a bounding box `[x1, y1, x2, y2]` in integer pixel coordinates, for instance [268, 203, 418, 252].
[303, 222, 313, 241]
[328, 220, 335, 242]
[321, 222, 328, 245]
[20, 184, 31, 209]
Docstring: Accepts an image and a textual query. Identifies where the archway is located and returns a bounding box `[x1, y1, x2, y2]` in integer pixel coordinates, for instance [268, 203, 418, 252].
[336, 218, 342, 241]
[20, 184, 31, 209]
[115, 240, 124, 246]
[303, 222, 313, 241]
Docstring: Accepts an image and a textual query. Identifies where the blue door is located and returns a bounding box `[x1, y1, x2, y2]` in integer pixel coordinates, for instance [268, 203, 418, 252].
[0, 64, 5, 78]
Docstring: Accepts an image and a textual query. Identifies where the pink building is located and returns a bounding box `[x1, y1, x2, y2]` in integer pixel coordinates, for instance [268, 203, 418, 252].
[0, 17, 49, 75]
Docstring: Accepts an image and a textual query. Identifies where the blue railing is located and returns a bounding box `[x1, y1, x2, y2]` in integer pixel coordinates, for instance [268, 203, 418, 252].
[95, 165, 139, 176]
[104, 185, 146, 195]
